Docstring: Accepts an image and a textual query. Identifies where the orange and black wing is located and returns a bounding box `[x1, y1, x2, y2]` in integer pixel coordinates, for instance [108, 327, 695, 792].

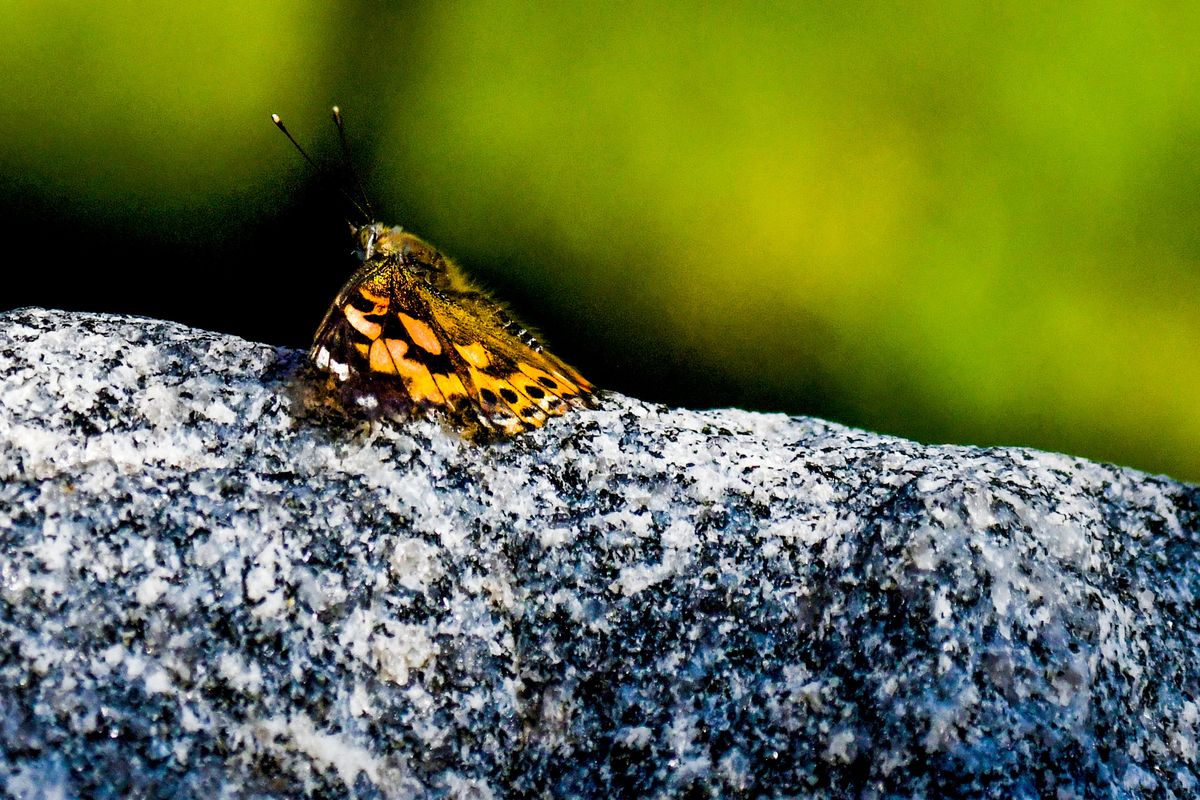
[309, 258, 594, 436]
[309, 263, 466, 418]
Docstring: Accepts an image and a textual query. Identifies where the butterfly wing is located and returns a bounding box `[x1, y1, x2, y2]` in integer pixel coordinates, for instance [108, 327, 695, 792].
[309, 253, 594, 436]
[415, 286, 595, 434]
[310, 261, 409, 415]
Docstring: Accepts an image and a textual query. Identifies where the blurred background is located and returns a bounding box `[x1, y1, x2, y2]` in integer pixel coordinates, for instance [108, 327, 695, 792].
[1, 2, 1198, 482]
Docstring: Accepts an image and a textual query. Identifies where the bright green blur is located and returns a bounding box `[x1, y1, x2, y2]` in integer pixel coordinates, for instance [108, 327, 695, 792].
[2, 2, 1198, 482]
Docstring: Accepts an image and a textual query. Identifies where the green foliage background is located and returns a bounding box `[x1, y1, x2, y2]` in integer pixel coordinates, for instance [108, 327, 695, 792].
[2, 2, 1198, 482]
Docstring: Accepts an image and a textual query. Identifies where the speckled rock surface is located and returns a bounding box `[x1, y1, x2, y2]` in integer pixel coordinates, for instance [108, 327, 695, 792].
[1, 307, 1198, 799]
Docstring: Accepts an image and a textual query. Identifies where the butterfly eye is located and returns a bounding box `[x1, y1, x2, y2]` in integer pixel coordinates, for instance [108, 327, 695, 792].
[354, 227, 378, 260]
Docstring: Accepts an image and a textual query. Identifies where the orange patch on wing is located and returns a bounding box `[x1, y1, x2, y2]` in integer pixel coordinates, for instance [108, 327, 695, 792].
[433, 372, 469, 402]
[455, 342, 491, 369]
[344, 305, 382, 340]
[383, 338, 407, 366]
[369, 339, 398, 374]
[402, 366, 442, 404]
[368, 337, 444, 404]
[399, 313, 442, 354]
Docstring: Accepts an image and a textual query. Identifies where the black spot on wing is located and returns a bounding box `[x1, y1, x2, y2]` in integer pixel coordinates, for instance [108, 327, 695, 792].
[378, 311, 409, 341]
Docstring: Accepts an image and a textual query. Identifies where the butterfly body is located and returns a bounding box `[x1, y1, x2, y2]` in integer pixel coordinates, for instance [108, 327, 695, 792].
[310, 223, 595, 437]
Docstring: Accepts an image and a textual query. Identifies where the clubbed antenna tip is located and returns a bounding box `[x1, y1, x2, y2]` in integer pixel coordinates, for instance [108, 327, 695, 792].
[271, 112, 321, 175]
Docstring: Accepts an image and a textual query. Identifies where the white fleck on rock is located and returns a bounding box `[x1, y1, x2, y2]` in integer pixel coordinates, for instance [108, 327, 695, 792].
[372, 621, 437, 686]
[218, 652, 263, 696]
[135, 573, 170, 606]
[824, 729, 857, 764]
[619, 726, 654, 748]
[203, 400, 237, 425]
[443, 773, 496, 800]
[143, 667, 172, 695]
[246, 714, 381, 789]
[661, 519, 698, 550]
[389, 537, 442, 592]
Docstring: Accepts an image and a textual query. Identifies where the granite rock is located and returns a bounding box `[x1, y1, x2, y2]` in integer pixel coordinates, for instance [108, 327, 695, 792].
[0, 307, 1198, 799]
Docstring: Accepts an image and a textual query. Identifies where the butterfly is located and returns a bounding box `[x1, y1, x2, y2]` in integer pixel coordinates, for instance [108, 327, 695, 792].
[273, 109, 595, 437]
[308, 221, 596, 437]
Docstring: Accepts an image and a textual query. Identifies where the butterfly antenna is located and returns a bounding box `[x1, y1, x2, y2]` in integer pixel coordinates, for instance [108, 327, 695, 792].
[331, 106, 375, 221]
[271, 112, 372, 223]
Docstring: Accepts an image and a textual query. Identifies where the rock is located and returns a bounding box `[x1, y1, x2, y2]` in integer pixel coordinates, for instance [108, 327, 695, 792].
[0, 306, 1197, 799]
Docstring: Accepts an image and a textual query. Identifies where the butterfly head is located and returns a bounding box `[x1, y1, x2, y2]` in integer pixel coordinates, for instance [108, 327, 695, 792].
[351, 222, 390, 261]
